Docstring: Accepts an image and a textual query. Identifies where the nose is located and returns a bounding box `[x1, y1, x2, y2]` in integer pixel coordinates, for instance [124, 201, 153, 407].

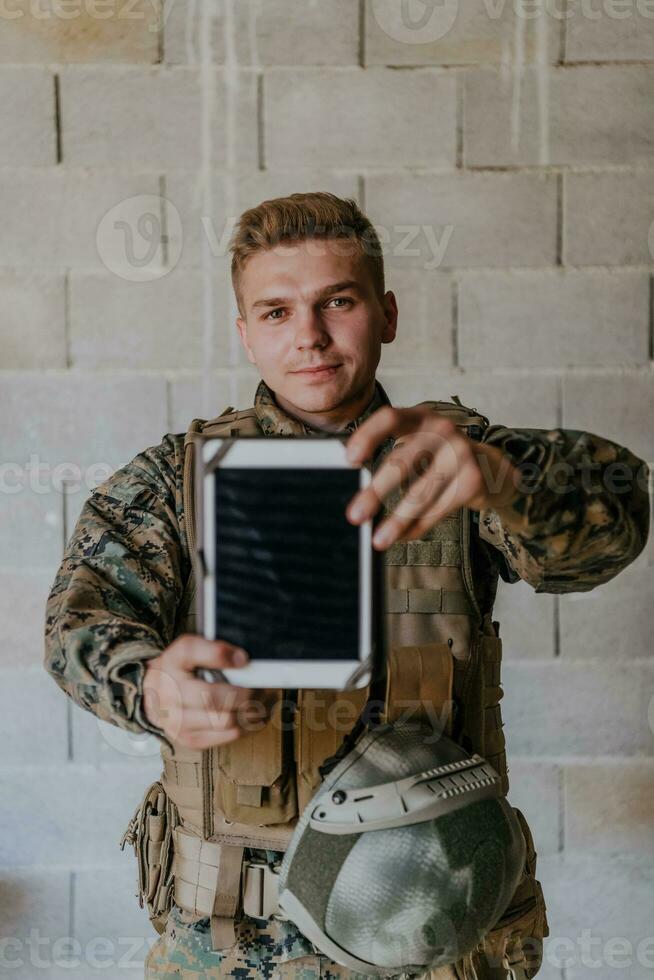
[294, 308, 330, 350]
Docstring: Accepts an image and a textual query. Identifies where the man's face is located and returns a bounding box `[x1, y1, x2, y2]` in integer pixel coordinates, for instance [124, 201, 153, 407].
[235, 238, 397, 420]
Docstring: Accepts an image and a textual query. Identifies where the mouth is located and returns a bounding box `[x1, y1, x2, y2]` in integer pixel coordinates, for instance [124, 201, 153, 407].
[291, 364, 342, 378]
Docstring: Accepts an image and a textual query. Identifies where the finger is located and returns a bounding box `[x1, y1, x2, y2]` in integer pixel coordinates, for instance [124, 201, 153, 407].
[176, 727, 242, 751]
[177, 695, 275, 744]
[348, 429, 460, 524]
[181, 707, 242, 733]
[345, 406, 438, 465]
[183, 680, 257, 713]
[372, 459, 483, 549]
[372, 470, 460, 549]
[173, 637, 249, 673]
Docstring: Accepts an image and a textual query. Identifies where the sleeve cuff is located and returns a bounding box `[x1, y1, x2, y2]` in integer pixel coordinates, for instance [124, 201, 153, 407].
[106, 641, 175, 754]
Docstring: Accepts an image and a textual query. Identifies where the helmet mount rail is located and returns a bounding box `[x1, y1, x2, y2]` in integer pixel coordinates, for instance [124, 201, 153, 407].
[309, 754, 501, 835]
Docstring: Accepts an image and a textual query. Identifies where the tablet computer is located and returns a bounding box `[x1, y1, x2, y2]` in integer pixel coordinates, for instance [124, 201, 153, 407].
[195, 435, 385, 690]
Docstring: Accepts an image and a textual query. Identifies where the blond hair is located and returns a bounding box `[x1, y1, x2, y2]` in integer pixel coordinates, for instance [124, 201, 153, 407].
[229, 191, 385, 316]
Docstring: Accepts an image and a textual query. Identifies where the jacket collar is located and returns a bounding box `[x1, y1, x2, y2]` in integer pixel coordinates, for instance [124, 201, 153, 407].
[254, 377, 392, 438]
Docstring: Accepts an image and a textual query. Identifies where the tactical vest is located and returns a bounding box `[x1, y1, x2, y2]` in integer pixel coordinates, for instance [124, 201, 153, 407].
[121, 398, 549, 979]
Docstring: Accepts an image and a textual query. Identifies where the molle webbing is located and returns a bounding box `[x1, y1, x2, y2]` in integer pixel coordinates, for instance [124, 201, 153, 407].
[119, 780, 179, 935]
[161, 744, 298, 849]
[387, 538, 461, 566]
[172, 825, 244, 949]
[387, 588, 471, 615]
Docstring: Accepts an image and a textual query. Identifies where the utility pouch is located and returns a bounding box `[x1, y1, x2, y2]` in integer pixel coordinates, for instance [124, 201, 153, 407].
[119, 780, 180, 935]
[382, 641, 454, 733]
[295, 686, 370, 814]
[469, 806, 550, 979]
[456, 628, 509, 798]
[215, 689, 298, 825]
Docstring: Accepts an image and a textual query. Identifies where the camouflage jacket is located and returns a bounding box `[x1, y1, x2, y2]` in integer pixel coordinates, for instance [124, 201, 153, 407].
[44, 379, 650, 746]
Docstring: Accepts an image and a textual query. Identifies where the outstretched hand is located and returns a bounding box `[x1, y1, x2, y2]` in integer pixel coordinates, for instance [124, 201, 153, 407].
[344, 405, 521, 550]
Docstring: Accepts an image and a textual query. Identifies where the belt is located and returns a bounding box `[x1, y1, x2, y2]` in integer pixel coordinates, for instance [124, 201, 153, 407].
[172, 826, 287, 951]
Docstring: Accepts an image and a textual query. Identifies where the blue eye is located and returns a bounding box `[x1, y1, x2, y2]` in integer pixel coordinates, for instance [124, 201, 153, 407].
[328, 297, 353, 308]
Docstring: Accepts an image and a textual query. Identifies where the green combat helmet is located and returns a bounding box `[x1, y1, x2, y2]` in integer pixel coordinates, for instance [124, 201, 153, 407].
[277, 720, 526, 977]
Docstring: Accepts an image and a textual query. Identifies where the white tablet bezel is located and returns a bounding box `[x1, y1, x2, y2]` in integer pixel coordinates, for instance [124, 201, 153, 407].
[201, 437, 373, 689]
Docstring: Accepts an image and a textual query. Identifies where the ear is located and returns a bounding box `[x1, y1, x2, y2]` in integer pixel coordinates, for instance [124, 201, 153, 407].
[236, 316, 257, 365]
[381, 290, 398, 345]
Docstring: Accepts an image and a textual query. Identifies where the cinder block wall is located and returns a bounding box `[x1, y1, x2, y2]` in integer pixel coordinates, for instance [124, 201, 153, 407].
[2, 2, 653, 976]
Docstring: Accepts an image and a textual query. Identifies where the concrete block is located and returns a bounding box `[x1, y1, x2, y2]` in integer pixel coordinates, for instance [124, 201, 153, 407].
[562, 371, 654, 462]
[564, 761, 654, 856]
[443, 372, 559, 429]
[365, 0, 560, 66]
[169, 373, 238, 433]
[565, 4, 654, 62]
[165, 0, 359, 65]
[375, 370, 556, 428]
[0, 170, 160, 267]
[60, 66, 258, 169]
[378, 269, 453, 370]
[504, 759, 561, 856]
[564, 172, 654, 266]
[265, 68, 457, 169]
[0, 569, 57, 670]
[0, 764, 163, 868]
[501, 661, 654, 757]
[69, 270, 216, 370]
[559, 552, 654, 661]
[73, 867, 156, 972]
[0, 869, 70, 978]
[493, 578, 556, 660]
[0, 0, 161, 63]
[232, 369, 268, 412]
[0, 668, 68, 765]
[0, 67, 55, 165]
[458, 271, 649, 368]
[366, 172, 557, 269]
[0, 272, 66, 369]
[376, 369, 462, 407]
[0, 373, 167, 473]
[237, 171, 361, 214]
[537, 855, 654, 979]
[0, 483, 63, 568]
[464, 65, 654, 166]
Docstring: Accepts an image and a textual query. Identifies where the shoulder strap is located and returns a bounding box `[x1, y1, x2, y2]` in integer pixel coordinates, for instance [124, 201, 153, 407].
[414, 395, 489, 436]
[182, 406, 263, 568]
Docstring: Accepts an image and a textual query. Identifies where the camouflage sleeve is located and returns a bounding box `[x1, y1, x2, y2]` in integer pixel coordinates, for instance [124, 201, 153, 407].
[477, 426, 650, 593]
[43, 434, 188, 751]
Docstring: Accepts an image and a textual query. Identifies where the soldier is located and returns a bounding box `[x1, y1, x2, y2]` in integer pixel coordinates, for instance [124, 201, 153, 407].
[45, 192, 649, 980]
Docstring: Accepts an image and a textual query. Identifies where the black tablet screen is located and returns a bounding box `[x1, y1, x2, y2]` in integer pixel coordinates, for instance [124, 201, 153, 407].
[214, 467, 361, 660]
